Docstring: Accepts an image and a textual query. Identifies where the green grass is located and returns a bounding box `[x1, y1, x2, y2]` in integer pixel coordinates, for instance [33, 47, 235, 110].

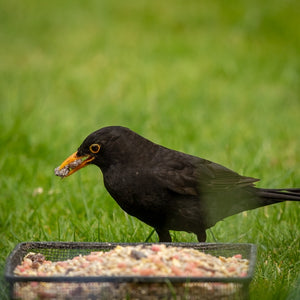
[0, 0, 299, 299]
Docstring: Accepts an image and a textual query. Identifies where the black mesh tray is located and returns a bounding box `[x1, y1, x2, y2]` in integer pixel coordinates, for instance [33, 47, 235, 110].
[5, 242, 256, 300]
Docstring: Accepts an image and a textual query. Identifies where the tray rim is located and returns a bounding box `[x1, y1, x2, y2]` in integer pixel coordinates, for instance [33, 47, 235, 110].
[5, 241, 257, 284]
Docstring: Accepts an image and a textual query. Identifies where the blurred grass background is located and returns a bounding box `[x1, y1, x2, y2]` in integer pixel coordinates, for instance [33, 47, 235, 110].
[0, 0, 299, 299]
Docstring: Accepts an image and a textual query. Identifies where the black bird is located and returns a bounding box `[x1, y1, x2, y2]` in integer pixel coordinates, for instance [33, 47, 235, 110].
[55, 126, 300, 242]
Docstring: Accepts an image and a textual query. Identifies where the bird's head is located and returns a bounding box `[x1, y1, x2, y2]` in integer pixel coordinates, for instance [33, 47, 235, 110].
[55, 126, 134, 178]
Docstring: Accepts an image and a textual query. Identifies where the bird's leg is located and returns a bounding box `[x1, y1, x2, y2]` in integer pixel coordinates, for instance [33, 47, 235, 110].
[155, 228, 172, 242]
[196, 230, 207, 242]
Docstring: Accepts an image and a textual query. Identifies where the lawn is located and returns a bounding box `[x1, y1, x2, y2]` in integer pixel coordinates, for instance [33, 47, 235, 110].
[0, 0, 299, 299]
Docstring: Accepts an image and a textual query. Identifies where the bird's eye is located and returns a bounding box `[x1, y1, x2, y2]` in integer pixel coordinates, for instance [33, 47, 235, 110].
[89, 144, 101, 153]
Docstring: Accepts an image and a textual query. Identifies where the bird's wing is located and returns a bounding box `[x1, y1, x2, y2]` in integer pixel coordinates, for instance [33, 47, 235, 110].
[153, 150, 259, 196]
[197, 159, 259, 188]
[153, 159, 200, 196]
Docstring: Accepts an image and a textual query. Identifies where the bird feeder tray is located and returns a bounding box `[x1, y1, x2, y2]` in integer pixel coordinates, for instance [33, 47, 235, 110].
[5, 242, 256, 300]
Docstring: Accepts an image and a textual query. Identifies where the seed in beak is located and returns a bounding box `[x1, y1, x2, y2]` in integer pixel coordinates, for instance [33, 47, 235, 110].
[54, 158, 83, 178]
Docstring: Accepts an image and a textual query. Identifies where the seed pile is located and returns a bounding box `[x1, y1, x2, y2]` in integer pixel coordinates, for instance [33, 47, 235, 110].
[13, 245, 249, 299]
[54, 159, 82, 178]
[14, 244, 249, 278]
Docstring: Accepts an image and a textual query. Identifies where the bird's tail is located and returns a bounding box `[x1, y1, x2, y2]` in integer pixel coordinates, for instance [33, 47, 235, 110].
[257, 188, 300, 205]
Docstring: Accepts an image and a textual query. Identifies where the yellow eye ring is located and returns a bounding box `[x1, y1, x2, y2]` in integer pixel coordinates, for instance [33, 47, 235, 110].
[89, 144, 101, 153]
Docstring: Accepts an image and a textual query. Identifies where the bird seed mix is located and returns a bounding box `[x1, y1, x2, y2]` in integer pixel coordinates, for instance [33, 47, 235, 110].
[13, 244, 249, 299]
[54, 159, 82, 177]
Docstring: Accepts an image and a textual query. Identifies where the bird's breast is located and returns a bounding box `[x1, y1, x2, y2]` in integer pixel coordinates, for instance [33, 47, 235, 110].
[103, 166, 168, 217]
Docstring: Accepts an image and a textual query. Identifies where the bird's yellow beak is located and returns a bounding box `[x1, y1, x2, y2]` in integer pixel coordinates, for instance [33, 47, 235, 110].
[56, 151, 95, 177]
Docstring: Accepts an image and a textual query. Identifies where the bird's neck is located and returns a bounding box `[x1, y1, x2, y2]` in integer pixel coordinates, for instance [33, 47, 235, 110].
[99, 136, 160, 172]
